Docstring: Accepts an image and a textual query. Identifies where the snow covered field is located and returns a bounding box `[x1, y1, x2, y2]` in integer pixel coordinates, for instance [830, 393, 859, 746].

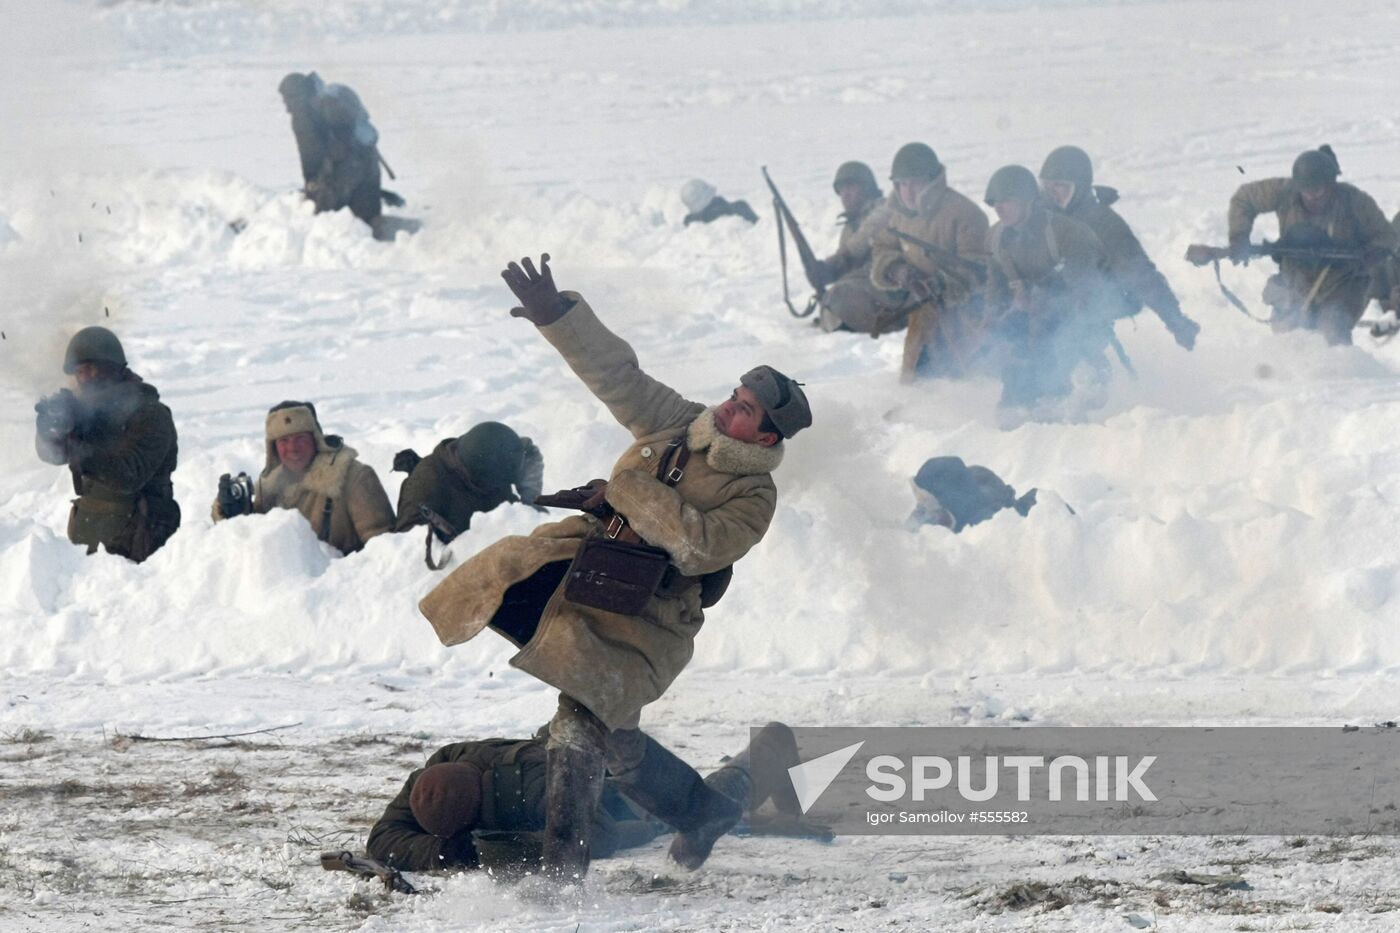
[6, 0, 1400, 929]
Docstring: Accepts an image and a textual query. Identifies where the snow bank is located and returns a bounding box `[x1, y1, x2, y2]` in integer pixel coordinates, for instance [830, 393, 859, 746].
[5, 0, 1400, 689]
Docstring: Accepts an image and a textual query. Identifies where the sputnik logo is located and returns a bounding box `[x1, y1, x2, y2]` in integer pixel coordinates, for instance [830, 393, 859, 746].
[787, 741, 865, 814]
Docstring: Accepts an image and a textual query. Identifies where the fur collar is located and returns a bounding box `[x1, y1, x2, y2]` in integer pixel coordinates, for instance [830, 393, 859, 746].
[686, 407, 783, 476]
[262, 444, 359, 501]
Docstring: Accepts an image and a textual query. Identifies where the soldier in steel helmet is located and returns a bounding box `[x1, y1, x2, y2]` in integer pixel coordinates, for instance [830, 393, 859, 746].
[418, 253, 812, 884]
[1038, 145, 1200, 351]
[1226, 145, 1395, 344]
[869, 142, 991, 381]
[983, 164, 1113, 411]
[34, 326, 181, 562]
[391, 421, 546, 544]
[809, 161, 903, 335]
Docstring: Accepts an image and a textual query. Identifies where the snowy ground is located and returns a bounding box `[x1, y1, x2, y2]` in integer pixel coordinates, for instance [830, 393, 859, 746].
[6, 0, 1400, 929]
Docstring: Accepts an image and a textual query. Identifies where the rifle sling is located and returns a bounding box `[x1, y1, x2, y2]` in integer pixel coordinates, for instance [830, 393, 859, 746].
[772, 197, 818, 319]
[1210, 259, 1271, 323]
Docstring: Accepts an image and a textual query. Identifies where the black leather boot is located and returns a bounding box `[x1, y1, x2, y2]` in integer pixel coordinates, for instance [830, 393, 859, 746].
[611, 735, 742, 871]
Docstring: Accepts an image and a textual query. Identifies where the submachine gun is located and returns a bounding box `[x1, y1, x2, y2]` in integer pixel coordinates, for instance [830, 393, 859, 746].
[1185, 230, 1371, 325]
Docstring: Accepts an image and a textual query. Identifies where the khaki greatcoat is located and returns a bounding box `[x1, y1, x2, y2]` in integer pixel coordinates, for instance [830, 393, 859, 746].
[869, 173, 991, 378]
[420, 296, 782, 730]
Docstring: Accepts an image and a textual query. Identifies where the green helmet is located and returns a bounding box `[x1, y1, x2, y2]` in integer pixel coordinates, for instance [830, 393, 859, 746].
[63, 326, 126, 374]
[889, 143, 942, 181]
[832, 161, 880, 197]
[1292, 146, 1340, 187]
[984, 165, 1040, 206]
[1039, 145, 1093, 189]
[454, 422, 524, 491]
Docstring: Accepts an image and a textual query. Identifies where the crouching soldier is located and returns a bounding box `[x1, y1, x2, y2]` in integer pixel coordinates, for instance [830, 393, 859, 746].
[1039, 146, 1200, 350]
[869, 143, 991, 381]
[983, 165, 1113, 412]
[367, 723, 805, 873]
[812, 161, 906, 335]
[211, 401, 393, 555]
[419, 254, 812, 884]
[34, 326, 181, 562]
[1226, 145, 1395, 345]
[392, 422, 545, 560]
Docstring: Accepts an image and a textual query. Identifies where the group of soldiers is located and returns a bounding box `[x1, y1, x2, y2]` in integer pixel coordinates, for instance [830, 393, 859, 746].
[35, 326, 544, 565]
[39, 66, 1400, 889]
[748, 141, 1400, 415]
[33, 255, 818, 884]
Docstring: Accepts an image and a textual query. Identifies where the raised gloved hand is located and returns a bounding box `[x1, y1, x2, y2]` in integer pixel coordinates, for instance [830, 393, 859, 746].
[502, 254, 572, 326]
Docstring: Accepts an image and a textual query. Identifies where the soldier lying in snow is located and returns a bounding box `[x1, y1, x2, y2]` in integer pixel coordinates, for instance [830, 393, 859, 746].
[907, 457, 1038, 532]
[211, 401, 394, 555]
[680, 178, 759, 226]
[367, 723, 806, 873]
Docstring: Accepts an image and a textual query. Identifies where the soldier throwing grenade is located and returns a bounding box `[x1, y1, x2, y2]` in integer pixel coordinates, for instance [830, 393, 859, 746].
[418, 254, 812, 883]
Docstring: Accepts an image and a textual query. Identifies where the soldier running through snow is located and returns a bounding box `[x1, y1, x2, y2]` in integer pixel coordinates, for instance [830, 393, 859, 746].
[34, 327, 181, 562]
[982, 165, 1115, 416]
[1039, 145, 1200, 351]
[1224, 145, 1395, 345]
[278, 72, 405, 240]
[418, 254, 811, 884]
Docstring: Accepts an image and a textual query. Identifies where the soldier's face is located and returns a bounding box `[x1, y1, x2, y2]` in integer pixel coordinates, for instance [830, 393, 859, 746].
[276, 432, 317, 473]
[1299, 185, 1332, 213]
[73, 362, 105, 387]
[836, 181, 868, 214]
[894, 178, 930, 211]
[992, 199, 1030, 228]
[1040, 179, 1075, 210]
[715, 387, 780, 448]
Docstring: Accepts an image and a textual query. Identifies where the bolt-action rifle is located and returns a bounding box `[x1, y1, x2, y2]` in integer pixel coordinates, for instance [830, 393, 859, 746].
[761, 167, 824, 318]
